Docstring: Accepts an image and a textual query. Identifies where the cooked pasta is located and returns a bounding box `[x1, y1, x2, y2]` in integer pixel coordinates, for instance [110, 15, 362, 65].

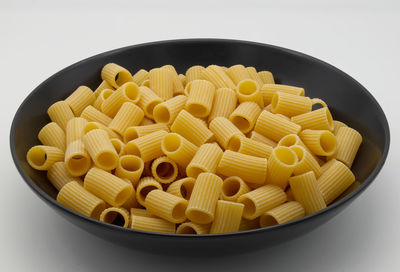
[259, 201, 305, 227]
[266, 146, 298, 189]
[101, 63, 133, 88]
[210, 200, 244, 234]
[47, 162, 82, 191]
[136, 86, 163, 119]
[161, 133, 198, 168]
[228, 135, 273, 158]
[186, 143, 223, 178]
[226, 64, 251, 85]
[101, 82, 140, 117]
[260, 84, 304, 104]
[334, 127, 362, 168]
[131, 215, 175, 233]
[235, 79, 263, 107]
[145, 189, 188, 223]
[108, 102, 144, 136]
[57, 181, 105, 220]
[289, 171, 326, 215]
[185, 80, 215, 118]
[170, 110, 214, 146]
[27, 145, 64, 170]
[299, 129, 337, 156]
[237, 185, 287, 220]
[136, 177, 163, 206]
[246, 67, 264, 87]
[176, 222, 210, 234]
[114, 155, 144, 186]
[132, 69, 149, 86]
[81, 105, 113, 126]
[153, 95, 187, 124]
[221, 176, 251, 202]
[209, 117, 244, 149]
[65, 86, 96, 116]
[66, 117, 88, 146]
[149, 67, 174, 100]
[124, 123, 169, 143]
[185, 65, 205, 83]
[166, 177, 195, 200]
[217, 150, 267, 185]
[100, 207, 130, 228]
[124, 130, 168, 162]
[258, 71, 275, 84]
[64, 139, 91, 177]
[229, 101, 261, 133]
[208, 87, 237, 122]
[38, 122, 66, 151]
[291, 107, 334, 131]
[151, 156, 178, 183]
[47, 101, 75, 130]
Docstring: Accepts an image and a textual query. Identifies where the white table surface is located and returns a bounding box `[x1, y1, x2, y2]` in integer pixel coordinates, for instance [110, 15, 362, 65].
[1, 1, 399, 271]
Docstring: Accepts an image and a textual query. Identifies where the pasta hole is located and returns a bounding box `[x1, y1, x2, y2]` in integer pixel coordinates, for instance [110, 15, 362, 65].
[111, 139, 123, 154]
[162, 134, 181, 153]
[67, 155, 90, 174]
[124, 128, 138, 142]
[104, 211, 126, 227]
[101, 89, 113, 100]
[146, 101, 160, 117]
[115, 70, 132, 86]
[227, 135, 242, 151]
[121, 156, 143, 172]
[241, 197, 256, 217]
[84, 123, 100, 134]
[231, 116, 250, 132]
[153, 105, 171, 123]
[238, 80, 258, 95]
[320, 132, 336, 154]
[290, 146, 304, 163]
[156, 162, 175, 179]
[172, 202, 187, 220]
[187, 103, 208, 118]
[28, 147, 47, 167]
[260, 215, 278, 228]
[140, 186, 158, 200]
[124, 142, 141, 157]
[97, 151, 118, 169]
[274, 147, 297, 166]
[124, 83, 139, 101]
[186, 166, 204, 178]
[178, 225, 197, 234]
[222, 178, 241, 197]
[180, 186, 187, 198]
[279, 135, 298, 147]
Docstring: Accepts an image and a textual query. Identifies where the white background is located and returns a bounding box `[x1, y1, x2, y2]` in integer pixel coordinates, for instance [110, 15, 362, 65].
[1, 1, 399, 271]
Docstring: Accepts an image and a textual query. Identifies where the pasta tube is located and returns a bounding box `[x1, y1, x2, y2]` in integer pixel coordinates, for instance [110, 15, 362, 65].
[291, 107, 334, 131]
[136, 177, 163, 206]
[83, 121, 121, 140]
[161, 133, 198, 168]
[153, 95, 187, 124]
[208, 87, 237, 122]
[108, 102, 144, 136]
[38, 122, 66, 151]
[100, 207, 130, 228]
[249, 131, 277, 147]
[93, 88, 114, 110]
[258, 71, 275, 84]
[64, 139, 91, 177]
[266, 146, 298, 189]
[124, 130, 168, 162]
[132, 69, 149, 86]
[271, 92, 314, 117]
[201, 65, 235, 89]
[209, 117, 244, 149]
[185, 65, 205, 84]
[246, 67, 264, 87]
[101, 63, 133, 88]
[186, 143, 223, 178]
[260, 84, 305, 105]
[47, 101, 74, 130]
[101, 82, 140, 117]
[166, 177, 195, 200]
[130, 208, 157, 218]
[221, 176, 251, 202]
[145, 190, 188, 223]
[57, 181, 105, 220]
[210, 200, 244, 234]
[299, 129, 337, 156]
[226, 64, 251, 85]
[114, 155, 144, 186]
[151, 156, 178, 184]
[26, 145, 64, 170]
[149, 67, 174, 100]
[94, 80, 113, 97]
[185, 80, 215, 118]
[290, 145, 322, 177]
[47, 162, 82, 191]
[124, 123, 169, 143]
[332, 120, 348, 135]
[136, 86, 162, 119]
[259, 201, 305, 227]
[81, 105, 112, 126]
[131, 215, 175, 234]
[162, 65, 185, 95]
[236, 79, 263, 108]
[65, 86, 96, 116]
[66, 117, 88, 146]
[229, 101, 262, 133]
[176, 222, 210, 234]
[228, 135, 273, 158]
[334, 127, 362, 168]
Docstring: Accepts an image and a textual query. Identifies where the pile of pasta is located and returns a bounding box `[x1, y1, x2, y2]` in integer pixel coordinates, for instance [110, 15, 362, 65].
[26, 63, 362, 234]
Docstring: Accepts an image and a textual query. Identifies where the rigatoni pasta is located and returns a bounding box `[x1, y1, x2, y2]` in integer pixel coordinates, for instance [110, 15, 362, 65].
[65, 86, 96, 116]
[185, 80, 215, 118]
[47, 101, 75, 131]
[259, 201, 305, 227]
[101, 63, 133, 88]
[38, 122, 66, 151]
[208, 87, 237, 122]
[210, 200, 244, 234]
[27, 145, 64, 170]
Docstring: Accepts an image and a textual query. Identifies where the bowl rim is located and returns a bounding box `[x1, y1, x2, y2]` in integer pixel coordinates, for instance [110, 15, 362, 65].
[10, 38, 391, 238]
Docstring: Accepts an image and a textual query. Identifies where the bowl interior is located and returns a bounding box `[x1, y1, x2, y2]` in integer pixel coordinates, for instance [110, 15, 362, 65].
[11, 39, 389, 226]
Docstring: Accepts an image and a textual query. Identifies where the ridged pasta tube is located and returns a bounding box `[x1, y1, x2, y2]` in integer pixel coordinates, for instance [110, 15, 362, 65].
[100, 207, 130, 228]
[101, 63, 133, 88]
[266, 146, 298, 189]
[271, 92, 315, 117]
[249, 131, 277, 147]
[151, 156, 178, 184]
[47, 101, 74, 130]
[259, 201, 305, 227]
[291, 107, 334, 131]
[65, 117, 88, 146]
[124, 130, 168, 162]
[246, 67, 264, 87]
[229, 101, 262, 133]
[185, 80, 215, 118]
[332, 120, 348, 135]
[64, 139, 91, 177]
[83, 121, 121, 140]
[299, 129, 337, 156]
[228, 135, 273, 158]
[124, 123, 169, 143]
[208, 87, 237, 122]
[166, 177, 195, 200]
[185, 65, 205, 84]
[132, 69, 149, 85]
[334, 127, 362, 168]
[258, 71, 275, 84]
[201, 65, 236, 89]
[47, 162, 82, 191]
[260, 84, 305, 105]
[114, 155, 144, 186]
[236, 79, 263, 108]
[145, 190, 188, 223]
[162, 65, 185, 95]
[153, 95, 187, 124]
[176, 222, 210, 234]
[81, 105, 112, 126]
[149, 68, 174, 100]
[186, 143, 223, 178]
[101, 82, 140, 117]
[290, 145, 322, 177]
[65, 86, 96, 116]
[135, 177, 163, 206]
[161, 133, 198, 168]
[136, 86, 162, 119]
[108, 102, 144, 136]
[131, 215, 175, 234]
[94, 80, 113, 97]
[26, 145, 64, 170]
[209, 117, 244, 149]
[221, 176, 251, 202]
[210, 200, 244, 234]
[226, 64, 251, 85]
[38, 122, 66, 151]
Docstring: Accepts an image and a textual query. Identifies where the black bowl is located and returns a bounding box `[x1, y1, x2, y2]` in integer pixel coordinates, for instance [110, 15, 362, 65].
[10, 39, 390, 255]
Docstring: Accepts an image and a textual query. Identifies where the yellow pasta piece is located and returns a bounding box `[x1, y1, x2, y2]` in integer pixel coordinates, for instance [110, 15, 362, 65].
[286, 187, 295, 201]
[271, 92, 316, 117]
[47, 101, 75, 130]
[334, 127, 362, 168]
[185, 65, 205, 83]
[201, 65, 235, 89]
[84, 167, 132, 207]
[124, 130, 168, 162]
[151, 156, 178, 184]
[185, 80, 215, 118]
[65, 86, 96, 116]
[221, 176, 251, 202]
[64, 139, 91, 177]
[141, 79, 150, 87]
[140, 117, 155, 126]
[217, 150, 267, 185]
[47, 162, 82, 191]
[178, 74, 186, 87]
[132, 69, 149, 85]
[209, 117, 244, 149]
[239, 218, 260, 231]
[290, 145, 322, 177]
[114, 155, 144, 186]
[254, 110, 301, 142]
[57, 181, 105, 220]
[162, 65, 185, 95]
[289, 171, 326, 215]
[259, 201, 305, 227]
[228, 135, 273, 158]
[317, 160, 355, 204]
[94, 80, 114, 97]
[94, 88, 114, 109]
[83, 121, 121, 140]
[266, 146, 298, 189]
[81, 105, 113, 126]
[137, 86, 162, 119]
[100, 207, 130, 228]
[226, 64, 251, 85]
[208, 87, 237, 122]
[101, 82, 140, 117]
[186, 143, 223, 178]
[186, 173, 223, 224]
[176, 222, 210, 234]
[124, 123, 169, 143]
[26, 145, 64, 171]
[170, 110, 214, 146]
[149, 67, 174, 100]
[101, 63, 133, 88]
[299, 129, 337, 156]
[38, 122, 66, 151]
[332, 120, 348, 135]
[136, 177, 163, 206]
[258, 71, 275, 84]
[65, 117, 88, 146]
[166, 177, 195, 200]
[161, 133, 198, 168]
[210, 200, 244, 234]
[108, 102, 144, 136]
[291, 107, 334, 131]
[145, 190, 188, 223]
[249, 131, 277, 147]
[246, 67, 264, 88]
[110, 138, 125, 156]
[236, 79, 264, 108]
[260, 84, 305, 105]
[130, 208, 157, 218]
[237, 185, 286, 220]
[120, 181, 140, 210]
[321, 158, 337, 173]
[229, 101, 261, 133]
[153, 95, 187, 124]
[82, 129, 118, 171]
[131, 215, 175, 234]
